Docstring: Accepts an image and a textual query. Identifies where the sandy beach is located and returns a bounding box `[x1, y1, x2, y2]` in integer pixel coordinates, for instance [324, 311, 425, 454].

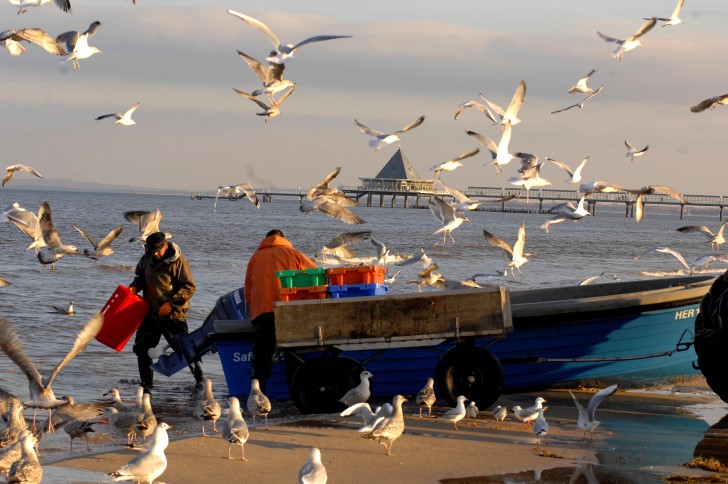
[42, 379, 728, 483]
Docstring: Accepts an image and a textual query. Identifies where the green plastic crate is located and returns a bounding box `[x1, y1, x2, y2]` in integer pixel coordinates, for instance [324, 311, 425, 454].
[276, 268, 327, 289]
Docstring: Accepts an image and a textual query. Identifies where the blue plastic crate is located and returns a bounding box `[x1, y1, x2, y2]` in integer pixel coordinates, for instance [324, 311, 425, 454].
[327, 282, 388, 299]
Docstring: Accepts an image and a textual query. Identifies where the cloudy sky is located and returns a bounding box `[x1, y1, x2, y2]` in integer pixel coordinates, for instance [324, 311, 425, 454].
[2, 0, 728, 195]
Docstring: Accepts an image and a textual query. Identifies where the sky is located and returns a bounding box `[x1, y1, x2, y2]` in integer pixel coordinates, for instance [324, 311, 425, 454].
[2, 0, 728, 195]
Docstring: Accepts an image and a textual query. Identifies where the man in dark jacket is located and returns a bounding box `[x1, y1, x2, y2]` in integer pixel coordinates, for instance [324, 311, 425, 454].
[129, 231, 202, 390]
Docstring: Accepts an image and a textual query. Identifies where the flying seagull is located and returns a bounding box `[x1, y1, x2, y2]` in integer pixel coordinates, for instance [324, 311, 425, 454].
[9, 0, 71, 15]
[56, 20, 102, 70]
[437, 178, 481, 211]
[648, 0, 685, 27]
[301, 167, 364, 224]
[483, 222, 528, 277]
[95, 102, 140, 126]
[691, 93, 728, 113]
[478, 80, 527, 128]
[214, 183, 259, 210]
[3, 164, 44, 187]
[38, 201, 81, 259]
[541, 195, 591, 233]
[453, 100, 498, 123]
[568, 69, 598, 95]
[546, 156, 590, 184]
[570, 384, 618, 441]
[676, 221, 728, 252]
[430, 148, 480, 176]
[579, 180, 625, 196]
[124, 209, 170, 243]
[227, 9, 351, 64]
[551, 86, 604, 114]
[627, 185, 686, 222]
[354, 115, 425, 151]
[597, 17, 657, 61]
[635, 247, 694, 274]
[236, 50, 292, 104]
[466, 124, 514, 174]
[0, 28, 67, 56]
[72, 224, 123, 258]
[625, 139, 649, 161]
[429, 196, 470, 244]
[233, 85, 296, 122]
[4, 202, 44, 250]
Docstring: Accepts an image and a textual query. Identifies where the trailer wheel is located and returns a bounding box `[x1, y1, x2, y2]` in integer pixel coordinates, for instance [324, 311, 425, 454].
[290, 356, 359, 414]
[435, 346, 503, 409]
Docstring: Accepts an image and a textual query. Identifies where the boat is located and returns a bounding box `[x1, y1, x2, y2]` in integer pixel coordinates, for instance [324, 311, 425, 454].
[151, 275, 715, 414]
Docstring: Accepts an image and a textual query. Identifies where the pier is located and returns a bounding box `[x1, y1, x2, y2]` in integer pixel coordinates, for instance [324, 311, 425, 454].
[193, 186, 728, 220]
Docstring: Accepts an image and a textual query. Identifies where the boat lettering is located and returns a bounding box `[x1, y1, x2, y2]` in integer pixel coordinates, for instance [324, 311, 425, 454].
[675, 308, 698, 320]
[232, 351, 254, 362]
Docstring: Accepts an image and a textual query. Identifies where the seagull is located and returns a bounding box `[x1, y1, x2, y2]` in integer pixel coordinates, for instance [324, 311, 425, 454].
[429, 196, 470, 244]
[339, 370, 373, 406]
[466, 124, 514, 174]
[325, 231, 372, 252]
[691, 93, 728, 113]
[406, 263, 445, 292]
[227, 9, 352, 64]
[38, 201, 81, 259]
[247, 378, 272, 430]
[570, 384, 618, 441]
[52, 301, 74, 315]
[508, 164, 552, 204]
[41, 394, 105, 434]
[56, 20, 102, 70]
[540, 195, 591, 233]
[103, 388, 134, 414]
[626, 185, 686, 222]
[298, 447, 327, 484]
[465, 401, 479, 427]
[453, 100, 498, 123]
[440, 395, 468, 431]
[233, 85, 296, 122]
[124, 209, 170, 243]
[195, 378, 221, 436]
[546, 156, 590, 184]
[578, 272, 606, 286]
[568, 69, 598, 95]
[5, 202, 45, 251]
[492, 405, 508, 429]
[340, 402, 386, 431]
[214, 183, 260, 209]
[533, 407, 549, 444]
[396, 249, 433, 269]
[72, 224, 123, 258]
[634, 246, 694, 274]
[354, 115, 425, 151]
[430, 148, 480, 176]
[301, 167, 364, 224]
[437, 179, 481, 211]
[363, 395, 406, 455]
[95, 102, 140, 126]
[597, 17, 657, 61]
[677, 221, 728, 252]
[478, 80, 527, 128]
[1, 400, 28, 446]
[108, 422, 171, 483]
[0, 314, 103, 432]
[220, 396, 249, 461]
[7, 432, 42, 484]
[0, 429, 32, 474]
[3, 164, 44, 187]
[415, 378, 437, 417]
[383, 267, 404, 284]
[9, 0, 70, 14]
[579, 180, 625, 197]
[370, 237, 389, 264]
[236, 50, 292, 105]
[651, 0, 685, 26]
[0, 28, 67, 56]
[135, 393, 157, 441]
[551, 86, 604, 114]
[512, 396, 546, 429]
[625, 139, 649, 161]
[100, 407, 138, 447]
[483, 222, 528, 277]
[63, 419, 95, 452]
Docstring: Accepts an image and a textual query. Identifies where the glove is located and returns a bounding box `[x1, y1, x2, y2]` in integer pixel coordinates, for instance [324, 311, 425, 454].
[128, 285, 138, 294]
[158, 301, 173, 318]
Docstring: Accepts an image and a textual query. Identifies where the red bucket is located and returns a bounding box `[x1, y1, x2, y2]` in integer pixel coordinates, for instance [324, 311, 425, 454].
[96, 285, 149, 352]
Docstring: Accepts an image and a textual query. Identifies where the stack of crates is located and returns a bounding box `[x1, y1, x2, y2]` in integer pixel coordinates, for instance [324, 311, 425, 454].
[326, 265, 388, 298]
[276, 268, 328, 301]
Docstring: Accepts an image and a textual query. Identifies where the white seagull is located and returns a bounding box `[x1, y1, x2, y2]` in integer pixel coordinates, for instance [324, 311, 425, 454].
[233, 85, 296, 122]
[52, 301, 74, 315]
[541, 195, 591, 234]
[546, 156, 591, 184]
[597, 17, 657, 61]
[3, 164, 44, 187]
[492, 405, 508, 429]
[38, 201, 81, 261]
[478, 80, 527, 128]
[439, 395, 468, 431]
[95, 102, 140, 126]
[0, 27, 67, 56]
[214, 183, 260, 210]
[339, 370, 373, 406]
[677, 221, 728, 252]
[236, 50, 292, 105]
[466, 124, 514, 174]
[634, 246, 694, 274]
[512, 396, 546, 429]
[652, 0, 685, 26]
[625, 139, 649, 161]
[302, 167, 364, 225]
[57, 20, 102, 70]
[72, 224, 124, 258]
[227, 9, 352, 64]
[570, 384, 618, 441]
[354, 115, 426, 151]
[340, 402, 391, 432]
[483, 222, 528, 277]
[429, 196, 470, 244]
[430, 148, 480, 176]
[195, 378, 221, 436]
[9, 0, 70, 15]
[108, 422, 171, 483]
[220, 397, 249, 461]
[626, 185, 686, 222]
[437, 179, 481, 211]
[247, 378, 272, 430]
[363, 395, 406, 455]
[453, 100, 498, 123]
[551, 86, 604, 114]
[465, 401, 479, 427]
[691, 93, 728, 113]
[568, 69, 598, 95]
[533, 407, 548, 444]
[298, 447, 327, 484]
[4, 202, 44, 250]
[124, 209, 170, 243]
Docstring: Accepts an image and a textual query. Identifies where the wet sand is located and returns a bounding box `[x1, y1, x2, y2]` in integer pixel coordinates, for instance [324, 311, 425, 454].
[43, 379, 728, 483]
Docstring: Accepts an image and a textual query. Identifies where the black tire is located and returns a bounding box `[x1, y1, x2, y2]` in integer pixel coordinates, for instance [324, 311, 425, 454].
[290, 356, 360, 414]
[435, 345, 503, 408]
[694, 276, 728, 403]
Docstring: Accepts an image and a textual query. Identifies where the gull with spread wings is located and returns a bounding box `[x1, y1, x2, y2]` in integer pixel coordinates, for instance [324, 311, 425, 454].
[236, 50, 293, 105]
[214, 183, 259, 210]
[3, 164, 43, 187]
[483, 222, 528, 277]
[354, 115, 425, 152]
[71, 224, 124, 259]
[597, 17, 657, 61]
[478, 80, 526, 128]
[9, 0, 71, 15]
[546, 156, 591, 184]
[626, 185, 686, 222]
[429, 196, 469, 244]
[568, 69, 598, 95]
[233, 85, 296, 122]
[56, 20, 102, 70]
[301, 167, 364, 224]
[551, 86, 603, 114]
[677, 221, 728, 252]
[691, 93, 728, 113]
[430, 148, 480, 177]
[95, 102, 140, 126]
[466, 124, 514, 174]
[1, 27, 67, 56]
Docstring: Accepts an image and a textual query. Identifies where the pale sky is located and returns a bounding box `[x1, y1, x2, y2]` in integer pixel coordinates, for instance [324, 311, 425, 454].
[2, 0, 728, 195]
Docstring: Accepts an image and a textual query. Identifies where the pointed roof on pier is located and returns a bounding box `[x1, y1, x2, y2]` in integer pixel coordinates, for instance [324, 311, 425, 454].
[373, 149, 423, 180]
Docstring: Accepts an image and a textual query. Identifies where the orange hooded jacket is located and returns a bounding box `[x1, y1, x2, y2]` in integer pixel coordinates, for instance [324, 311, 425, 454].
[244, 234, 317, 320]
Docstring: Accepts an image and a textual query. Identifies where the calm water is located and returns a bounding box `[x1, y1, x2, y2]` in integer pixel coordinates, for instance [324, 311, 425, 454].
[1, 188, 727, 473]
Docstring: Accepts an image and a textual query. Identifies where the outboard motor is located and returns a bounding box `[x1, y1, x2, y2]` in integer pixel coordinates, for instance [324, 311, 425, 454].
[151, 287, 249, 376]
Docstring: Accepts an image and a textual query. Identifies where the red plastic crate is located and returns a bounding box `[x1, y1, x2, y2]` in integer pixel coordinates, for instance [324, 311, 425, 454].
[96, 285, 150, 352]
[326, 266, 387, 286]
[279, 285, 328, 302]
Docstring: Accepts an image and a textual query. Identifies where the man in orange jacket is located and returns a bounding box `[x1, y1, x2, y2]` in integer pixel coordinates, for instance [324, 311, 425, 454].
[245, 229, 316, 391]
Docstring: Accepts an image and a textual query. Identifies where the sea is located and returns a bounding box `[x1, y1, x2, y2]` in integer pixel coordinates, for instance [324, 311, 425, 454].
[1, 188, 727, 480]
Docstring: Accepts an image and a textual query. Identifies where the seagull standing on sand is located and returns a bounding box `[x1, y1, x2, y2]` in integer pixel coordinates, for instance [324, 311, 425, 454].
[3, 164, 44, 187]
[195, 378, 221, 436]
[568, 69, 598, 95]
[233, 85, 296, 122]
[221, 397, 249, 461]
[691, 93, 728, 113]
[340, 402, 380, 430]
[72, 224, 123, 259]
[570, 384, 618, 441]
[363, 395, 406, 455]
[248, 378, 272, 430]
[677, 221, 728, 252]
[0, 429, 32, 473]
[478, 80, 526, 128]
[0, 28, 67, 56]
[492, 405, 508, 429]
[625, 140, 649, 161]
[7, 432, 42, 484]
[298, 447, 327, 484]
[483, 223, 528, 277]
[533, 407, 548, 444]
[227, 9, 351, 64]
[416, 378, 437, 417]
[108, 422, 171, 483]
[466, 124, 514, 174]
[440, 395, 468, 431]
[513, 401, 542, 429]
[56, 20, 102, 70]
[96, 102, 140, 126]
[465, 401, 479, 427]
[339, 371, 373, 406]
[354, 115, 426, 151]
[1, 400, 28, 445]
[101, 407, 138, 447]
[597, 17, 657, 61]
[135, 393, 157, 441]
[0, 314, 103, 432]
